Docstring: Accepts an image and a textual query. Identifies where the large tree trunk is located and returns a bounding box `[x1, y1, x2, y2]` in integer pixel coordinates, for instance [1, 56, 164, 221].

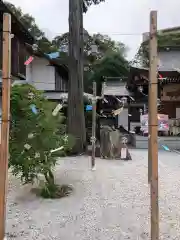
[68, 0, 86, 153]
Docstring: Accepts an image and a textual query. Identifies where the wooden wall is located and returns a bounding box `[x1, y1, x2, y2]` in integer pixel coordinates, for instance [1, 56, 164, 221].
[0, 33, 27, 77]
[55, 67, 68, 91]
[159, 101, 180, 118]
[161, 84, 180, 102]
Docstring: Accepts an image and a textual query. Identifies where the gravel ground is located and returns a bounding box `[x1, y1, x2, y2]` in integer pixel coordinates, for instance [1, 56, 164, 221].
[6, 150, 180, 239]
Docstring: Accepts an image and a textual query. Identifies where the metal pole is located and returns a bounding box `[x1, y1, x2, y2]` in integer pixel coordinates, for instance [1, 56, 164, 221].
[149, 10, 159, 240]
[91, 81, 96, 170]
[0, 13, 11, 240]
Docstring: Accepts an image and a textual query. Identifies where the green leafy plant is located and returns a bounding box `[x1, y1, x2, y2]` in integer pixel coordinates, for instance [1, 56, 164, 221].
[9, 84, 74, 198]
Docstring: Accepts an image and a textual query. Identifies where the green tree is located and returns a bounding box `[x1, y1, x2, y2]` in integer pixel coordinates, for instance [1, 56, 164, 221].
[9, 84, 74, 198]
[91, 52, 129, 78]
[5, 1, 57, 53]
[53, 32, 127, 59]
[86, 51, 129, 92]
[53, 31, 128, 91]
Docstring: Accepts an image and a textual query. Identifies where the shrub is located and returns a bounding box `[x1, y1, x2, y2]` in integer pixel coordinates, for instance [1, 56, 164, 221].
[9, 84, 74, 198]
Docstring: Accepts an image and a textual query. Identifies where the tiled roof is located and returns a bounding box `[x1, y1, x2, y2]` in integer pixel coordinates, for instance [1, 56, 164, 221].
[104, 81, 130, 96]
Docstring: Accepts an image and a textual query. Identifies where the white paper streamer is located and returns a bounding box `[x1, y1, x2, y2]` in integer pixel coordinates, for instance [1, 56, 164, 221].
[112, 107, 123, 116]
[50, 146, 64, 153]
[24, 144, 31, 150]
[52, 104, 63, 116]
[28, 133, 34, 139]
[35, 152, 40, 158]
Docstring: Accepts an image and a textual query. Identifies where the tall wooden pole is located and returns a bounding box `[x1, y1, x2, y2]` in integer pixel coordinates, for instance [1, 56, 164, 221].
[148, 61, 152, 183]
[149, 11, 159, 240]
[0, 13, 11, 240]
[91, 81, 97, 170]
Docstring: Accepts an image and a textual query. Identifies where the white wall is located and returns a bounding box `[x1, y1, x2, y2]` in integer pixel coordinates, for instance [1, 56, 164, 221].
[118, 109, 141, 131]
[118, 108, 128, 130]
[159, 51, 180, 70]
[176, 108, 180, 118]
[26, 56, 55, 91]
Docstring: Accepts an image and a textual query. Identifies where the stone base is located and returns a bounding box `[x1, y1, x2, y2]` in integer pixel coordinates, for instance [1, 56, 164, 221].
[87, 145, 132, 160]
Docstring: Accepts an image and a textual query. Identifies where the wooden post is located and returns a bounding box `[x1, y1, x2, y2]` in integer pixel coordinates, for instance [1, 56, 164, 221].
[0, 13, 11, 240]
[148, 72, 152, 183]
[91, 81, 96, 170]
[149, 11, 159, 240]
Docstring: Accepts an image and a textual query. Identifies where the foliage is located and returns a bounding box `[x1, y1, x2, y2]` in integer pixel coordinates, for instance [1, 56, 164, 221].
[133, 43, 149, 67]
[134, 32, 180, 67]
[53, 31, 129, 91]
[9, 84, 74, 198]
[40, 183, 73, 199]
[53, 32, 127, 60]
[91, 52, 129, 78]
[83, 0, 105, 12]
[91, 34, 128, 58]
[85, 51, 129, 93]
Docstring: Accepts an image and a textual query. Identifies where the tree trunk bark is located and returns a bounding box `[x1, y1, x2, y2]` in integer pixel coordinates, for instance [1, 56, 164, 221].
[68, 0, 86, 153]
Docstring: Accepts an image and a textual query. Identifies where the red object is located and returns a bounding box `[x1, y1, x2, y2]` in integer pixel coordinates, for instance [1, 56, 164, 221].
[24, 56, 34, 65]
[158, 73, 163, 79]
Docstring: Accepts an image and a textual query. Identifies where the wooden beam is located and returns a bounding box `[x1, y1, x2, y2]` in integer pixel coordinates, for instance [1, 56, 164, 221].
[0, 13, 11, 240]
[149, 10, 159, 240]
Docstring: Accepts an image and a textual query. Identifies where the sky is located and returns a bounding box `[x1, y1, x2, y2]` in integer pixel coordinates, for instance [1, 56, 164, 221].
[7, 0, 180, 60]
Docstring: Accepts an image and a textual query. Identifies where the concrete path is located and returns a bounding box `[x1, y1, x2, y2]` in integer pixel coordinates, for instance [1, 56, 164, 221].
[6, 150, 180, 239]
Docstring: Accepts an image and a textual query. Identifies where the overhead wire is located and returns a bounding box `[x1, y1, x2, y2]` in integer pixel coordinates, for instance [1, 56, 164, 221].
[42, 31, 144, 37]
